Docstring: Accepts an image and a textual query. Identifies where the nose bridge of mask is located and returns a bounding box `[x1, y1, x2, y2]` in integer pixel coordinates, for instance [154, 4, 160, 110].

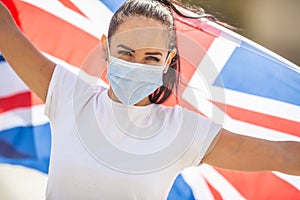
[112, 59, 164, 75]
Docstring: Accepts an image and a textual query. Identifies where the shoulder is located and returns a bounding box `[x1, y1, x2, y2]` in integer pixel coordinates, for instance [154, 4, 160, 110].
[45, 64, 107, 118]
[49, 64, 107, 94]
[158, 104, 221, 135]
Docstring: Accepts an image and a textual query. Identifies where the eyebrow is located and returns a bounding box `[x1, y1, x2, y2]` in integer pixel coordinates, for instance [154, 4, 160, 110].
[145, 52, 163, 57]
[117, 44, 163, 57]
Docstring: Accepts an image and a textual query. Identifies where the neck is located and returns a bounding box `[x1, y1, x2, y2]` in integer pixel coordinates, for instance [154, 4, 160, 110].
[108, 87, 152, 106]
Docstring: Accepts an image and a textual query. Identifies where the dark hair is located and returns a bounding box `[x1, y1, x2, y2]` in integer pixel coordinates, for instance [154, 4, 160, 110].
[108, 0, 220, 104]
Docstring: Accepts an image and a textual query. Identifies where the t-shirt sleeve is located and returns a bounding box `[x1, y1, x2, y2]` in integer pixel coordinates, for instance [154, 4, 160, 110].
[180, 107, 222, 167]
[193, 120, 221, 165]
[45, 64, 65, 120]
[44, 64, 106, 121]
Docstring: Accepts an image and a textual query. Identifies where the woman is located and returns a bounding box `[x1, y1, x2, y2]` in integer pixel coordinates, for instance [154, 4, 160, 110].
[0, 0, 299, 199]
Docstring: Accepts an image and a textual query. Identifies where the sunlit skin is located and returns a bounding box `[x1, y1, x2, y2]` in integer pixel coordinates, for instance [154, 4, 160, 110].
[104, 16, 176, 106]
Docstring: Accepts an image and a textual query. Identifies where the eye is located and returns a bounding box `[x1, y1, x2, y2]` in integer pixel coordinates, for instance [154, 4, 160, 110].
[118, 50, 133, 57]
[145, 56, 160, 62]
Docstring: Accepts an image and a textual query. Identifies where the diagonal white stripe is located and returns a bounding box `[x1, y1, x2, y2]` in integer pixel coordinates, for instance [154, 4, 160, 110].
[204, 21, 300, 72]
[273, 172, 300, 191]
[200, 164, 246, 200]
[21, 0, 112, 38]
[181, 167, 215, 200]
[70, 0, 113, 36]
[203, 36, 239, 73]
[182, 36, 237, 124]
[184, 35, 300, 123]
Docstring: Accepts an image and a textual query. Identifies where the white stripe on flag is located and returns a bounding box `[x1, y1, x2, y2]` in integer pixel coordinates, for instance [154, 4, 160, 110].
[223, 115, 300, 142]
[273, 172, 300, 190]
[70, 0, 114, 36]
[186, 35, 300, 122]
[220, 89, 300, 122]
[0, 105, 48, 131]
[181, 36, 237, 124]
[21, 0, 112, 37]
[184, 36, 237, 91]
[181, 167, 215, 200]
[205, 20, 300, 72]
[0, 62, 29, 97]
[202, 36, 239, 73]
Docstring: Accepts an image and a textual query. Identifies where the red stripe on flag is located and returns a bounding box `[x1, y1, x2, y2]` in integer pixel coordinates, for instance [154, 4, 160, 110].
[175, 17, 216, 82]
[58, 0, 87, 18]
[2, 0, 21, 27]
[12, 1, 100, 67]
[0, 92, 43, 113]
[162, 16, 217, 108]
[213, 102, 300, 138]
[204, 178, 223, 200]
[216, 169, 300, 200]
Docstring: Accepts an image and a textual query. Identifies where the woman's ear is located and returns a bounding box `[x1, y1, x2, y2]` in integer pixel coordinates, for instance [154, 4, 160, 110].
[101, 34, 109, 62]
[163, 49, 177, 73]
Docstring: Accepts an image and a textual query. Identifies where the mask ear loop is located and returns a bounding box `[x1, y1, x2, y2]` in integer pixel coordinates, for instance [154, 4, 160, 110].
[163, 49, 177, 73]
[101, 35, 111, 63]
[107, 39, 112, 63]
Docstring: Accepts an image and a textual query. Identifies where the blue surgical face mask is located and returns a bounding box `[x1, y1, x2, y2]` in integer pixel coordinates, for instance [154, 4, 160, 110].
[106, 56, 167, 105]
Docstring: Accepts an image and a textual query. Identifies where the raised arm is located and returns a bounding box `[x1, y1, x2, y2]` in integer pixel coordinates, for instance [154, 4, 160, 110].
[202, 128, 300, 176]
[0, 2, 56, 102]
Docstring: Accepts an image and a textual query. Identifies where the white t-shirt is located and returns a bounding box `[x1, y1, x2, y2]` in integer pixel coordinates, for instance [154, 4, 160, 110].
[45, 65, 221, 200]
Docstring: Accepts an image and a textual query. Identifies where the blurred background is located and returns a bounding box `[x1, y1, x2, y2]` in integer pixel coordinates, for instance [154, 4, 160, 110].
[179, 0, 300, 66]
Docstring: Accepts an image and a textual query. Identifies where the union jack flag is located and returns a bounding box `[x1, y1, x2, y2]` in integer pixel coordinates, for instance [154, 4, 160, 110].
[0, 0, 299, 199]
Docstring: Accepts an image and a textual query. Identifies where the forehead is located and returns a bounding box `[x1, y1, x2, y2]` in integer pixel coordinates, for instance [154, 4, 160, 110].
[110, 16, 169, 51]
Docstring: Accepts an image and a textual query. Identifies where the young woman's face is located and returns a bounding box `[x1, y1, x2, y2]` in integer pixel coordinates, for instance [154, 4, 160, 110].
[109, 16, 170, 66]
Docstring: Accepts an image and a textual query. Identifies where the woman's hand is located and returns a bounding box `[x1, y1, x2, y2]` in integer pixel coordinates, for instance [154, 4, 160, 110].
[202, 128, 300, 176]
[0, 2, 56, 102]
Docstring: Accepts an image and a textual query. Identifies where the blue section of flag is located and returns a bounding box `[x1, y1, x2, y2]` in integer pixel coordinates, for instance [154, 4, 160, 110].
[0, 140, 31, 158]
[0, 123, 51, 173]
[0, 54, 5, 62]
[0, 127, 36, 158]
[240, 42, 284, 64]
[214, 43, 300, 106]
[99, 0, 125, 12]
[168, 174, 195, 200]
